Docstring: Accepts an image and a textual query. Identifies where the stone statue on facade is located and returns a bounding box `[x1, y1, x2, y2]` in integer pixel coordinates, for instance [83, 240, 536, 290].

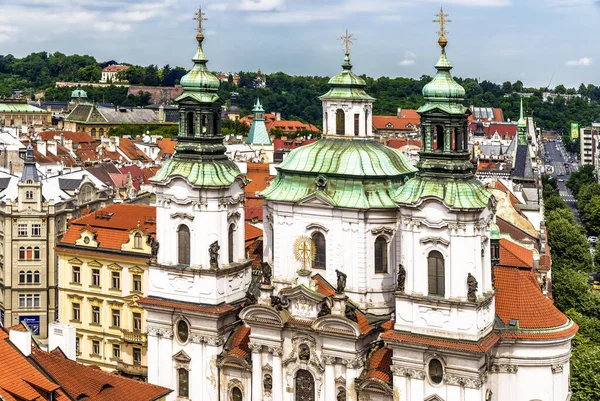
[485, 389, 493, 401]
[261, 262, 272, 286]
[263, 374, 272, 392]
[209, 241, 220, 269]
[317, 301, 331, 317]
[245, 288, 257, 306]
[335, 269, 347, 294]
[151, 238, 159, 259]
[298, 344, 310, 361]
[270, 295, 287, 311]
[337, 388, 346, 401]
[344, 304, 357, 322]
[397, 263, 406, 292]
[467, 273, 478, 302]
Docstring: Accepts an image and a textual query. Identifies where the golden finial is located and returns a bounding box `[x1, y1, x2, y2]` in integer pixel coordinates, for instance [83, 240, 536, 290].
[193, 7, 208, 35]
[433, 7, 451, 49]
[339, 29, 355, 55]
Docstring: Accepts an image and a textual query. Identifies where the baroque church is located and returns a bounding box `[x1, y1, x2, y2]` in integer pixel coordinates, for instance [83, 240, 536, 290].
[140, 9, 576, 401]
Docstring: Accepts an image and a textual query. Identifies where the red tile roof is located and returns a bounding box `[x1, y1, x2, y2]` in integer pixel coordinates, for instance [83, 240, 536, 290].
[469, 122, 517, 139]
[364, 347, 392, 383]
[272, 138, 317, 151]
[0, 328, 69, 401]
[38, 131, 94, 143]
[156, 138, 177, 159]
[494, 239, 577, 339]
[138, 297, 236, 315]
[381, 330, 500, 354]
[386, 139, 421, 149]
[117, 137, 151, 162]
[119, 165, 151, 190]
[226, 325, 251, 360]
[102, 65, 130, 73]
[312, 274, 336, 297]
[494, 180, 521, 206]
[59, 204, 156, 252]
[372, 111, 420, 131]
[245, 223, 263, 243]
[31, 347, 170, 401]
[265, 120, 320, 133]
[499, 238, 533, 268]
[496, 217, 538, 248]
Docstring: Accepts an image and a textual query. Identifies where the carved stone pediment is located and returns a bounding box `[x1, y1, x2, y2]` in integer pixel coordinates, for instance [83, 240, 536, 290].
[296, 193, 335, 208]
[312, 315, 361, 337]
[419, 236, 450, 247]
[173, 350, 191, 363]
[280, 285, 326, 320]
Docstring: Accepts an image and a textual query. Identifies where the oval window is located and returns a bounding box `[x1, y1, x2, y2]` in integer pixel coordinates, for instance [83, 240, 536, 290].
[177, 320, 189, 343]
[428, 358, 444, 384]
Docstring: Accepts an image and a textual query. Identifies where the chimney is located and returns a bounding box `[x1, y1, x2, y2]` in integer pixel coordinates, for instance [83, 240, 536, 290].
[397, 108, 402, 118]
[276, 112, 281, 121]
[37, 140, 46, 156]
[9, 329, 31, 356]
[64, 139, 73, 152]
[47, 140, 57, 156]
[48, 322, 77, 361]
[158, 105, 165, 122]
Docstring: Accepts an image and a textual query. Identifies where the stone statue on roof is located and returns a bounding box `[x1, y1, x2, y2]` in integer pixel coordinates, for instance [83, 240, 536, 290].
[467, 273, 478, 302]
[335, 269, 347, 294]
[209, 240, 220, 269]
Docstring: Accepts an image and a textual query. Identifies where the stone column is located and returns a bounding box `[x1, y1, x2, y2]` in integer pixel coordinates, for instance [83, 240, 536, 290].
[324, 356, 336, 401]
[158, 329, 174, 392]
[250, 343, 263, 401]
[147, 326, 160, 385]
[270, 346, 283, 401]
[343, 357, 363, 401]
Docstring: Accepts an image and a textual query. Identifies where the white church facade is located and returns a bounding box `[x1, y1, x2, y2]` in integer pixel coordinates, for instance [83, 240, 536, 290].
[141, 9, 576, 401]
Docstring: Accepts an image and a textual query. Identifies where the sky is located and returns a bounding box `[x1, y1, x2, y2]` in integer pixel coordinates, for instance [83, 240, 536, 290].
[0, 0, 598, 88]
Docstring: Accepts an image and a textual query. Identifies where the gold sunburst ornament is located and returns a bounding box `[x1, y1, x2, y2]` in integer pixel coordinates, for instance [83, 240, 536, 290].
[294, 236, 316, 270]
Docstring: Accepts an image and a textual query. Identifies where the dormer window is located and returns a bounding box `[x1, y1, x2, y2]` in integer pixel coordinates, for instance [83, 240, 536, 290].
[134, 232, 142, 249]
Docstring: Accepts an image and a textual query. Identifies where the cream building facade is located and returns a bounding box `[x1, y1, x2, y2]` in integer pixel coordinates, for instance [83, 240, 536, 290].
[56, 203, 156, 379]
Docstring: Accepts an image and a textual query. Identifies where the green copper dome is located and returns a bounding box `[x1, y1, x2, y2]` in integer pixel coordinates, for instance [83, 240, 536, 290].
[320, 54, 375, 101]
[490, 222, 501, 240]
[71, 87, 88, 99]
[179, 34, 221, 96]
[419, 38, 467, 115]
[260, 137, 416, 209]
[151, 156, 242, 187]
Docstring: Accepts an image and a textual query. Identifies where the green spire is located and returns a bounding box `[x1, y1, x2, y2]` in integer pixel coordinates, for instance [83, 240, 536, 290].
[517, 96, 527, 145]
[176, 32, 221, 103]
[246, 98, 272, 146]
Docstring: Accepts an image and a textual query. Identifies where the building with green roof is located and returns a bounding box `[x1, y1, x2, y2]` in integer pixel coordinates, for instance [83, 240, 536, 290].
[0, 99, 51, 128]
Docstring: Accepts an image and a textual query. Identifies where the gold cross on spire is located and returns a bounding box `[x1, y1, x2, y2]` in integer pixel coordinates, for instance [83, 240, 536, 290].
[433, 7, 451, 38]
[339, 29, 355, 55]
[193, 7, 208, 34]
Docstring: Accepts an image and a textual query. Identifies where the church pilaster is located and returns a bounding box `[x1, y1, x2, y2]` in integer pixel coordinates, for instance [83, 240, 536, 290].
[249, 343, 263, 401]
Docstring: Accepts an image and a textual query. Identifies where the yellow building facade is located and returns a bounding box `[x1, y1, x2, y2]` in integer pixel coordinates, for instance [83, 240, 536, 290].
[56, 203, 156, 380]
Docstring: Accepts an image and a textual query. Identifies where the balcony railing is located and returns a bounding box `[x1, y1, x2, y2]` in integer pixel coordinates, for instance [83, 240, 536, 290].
[122, 330, 147, 345]
[116, 361, 147, 378]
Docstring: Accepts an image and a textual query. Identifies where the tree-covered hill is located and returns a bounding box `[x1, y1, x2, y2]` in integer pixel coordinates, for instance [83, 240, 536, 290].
[2, 52, 600, 137]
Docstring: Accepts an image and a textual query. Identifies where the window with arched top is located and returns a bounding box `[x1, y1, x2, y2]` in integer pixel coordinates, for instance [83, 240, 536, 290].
[186, 112, 194, 137]
[231, 387, 243, 401]
[26, 247, 32, 260]
[26, 271, 33, 284]
[435, 124, 444, 151]
[428, 251, 445, 297]
[134, 232, 142, 249]
[99, 128, 104, 137]
[311, 232, 326, 269]
[33, 247, 40, 260]
[374, 236, 388, 273]
[19, 271, 25, 284]
[91, 128, 96, 138]
[178, 225, 190, 265]
[19, 247, 25, 260]
[228, 224, 235, 264]
[34, 271, 40, 284]
[336, 109, 345, 135]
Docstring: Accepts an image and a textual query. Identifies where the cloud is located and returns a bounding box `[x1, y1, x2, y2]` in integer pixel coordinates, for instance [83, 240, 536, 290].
[404, 51, 417, 59]
[399, 59, 415, 66]
[238, 0, 285, 11]
[423, 0, 510, 5]
[566, 57, 592, 66]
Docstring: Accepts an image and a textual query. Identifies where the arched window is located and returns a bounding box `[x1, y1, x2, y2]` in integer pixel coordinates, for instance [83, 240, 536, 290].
[231, 387, 243, 401]
[26, 271, 33, 284]
[336, 109, 345, 135]
[99, 128, 104, 137]
[178, 368, 189, 398]
[19, 271, 25, 283]
[186, 112, 194, 137]
[295, 369, 315, 401]
[33, 247, 40, 260]
[19, 247, 25, 260]
[374, 236, 388, 273]
[34, 271, 40, 284]
[428, 251, 445, 297]
[435, 124, 444, 151]
[91, 128, 96, 138]
[177, 225, 190, 265]
[228, 224, 235, 264]
[312, 232, 326, 270]
[26, 247, 33, 260]
[134, 233, 142, 249]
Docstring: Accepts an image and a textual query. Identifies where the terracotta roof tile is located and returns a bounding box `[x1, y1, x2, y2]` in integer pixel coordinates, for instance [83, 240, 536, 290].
[117, 137, 150, 162]
[38, 131, 94, 143]
[226, 325, 251, 360]
[138, 297, 236, 315]
[381, 330, 500, 354]
[0, 329, 69, 401]
[372, 111, 420, 131]
[59, 204, 156, 252]
[356, 311, 373, 334]
[31, 347, 170, 401]
[364, 347, 392, 383]
[494, 180, 521, 206]
[499, 238, 534, 268]
[272, 138, 317, 151]
[245, 223, 263, 242]
[312, 274, 336, 297]
[156, 138, 177, 159]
